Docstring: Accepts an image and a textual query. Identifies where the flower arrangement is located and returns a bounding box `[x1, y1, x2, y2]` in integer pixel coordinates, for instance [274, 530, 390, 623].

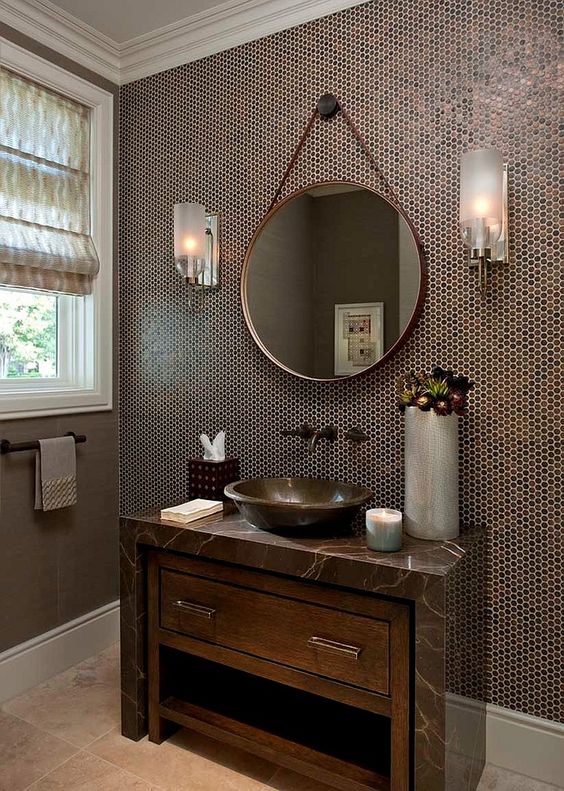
[396, 366, 474, 416]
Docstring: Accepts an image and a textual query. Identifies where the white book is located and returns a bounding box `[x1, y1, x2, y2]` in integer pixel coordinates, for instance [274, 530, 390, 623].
[160, 499, 223, 524]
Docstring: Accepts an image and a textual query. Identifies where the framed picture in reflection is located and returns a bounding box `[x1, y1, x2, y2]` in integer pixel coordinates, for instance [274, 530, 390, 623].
[334, 302, 384, 376]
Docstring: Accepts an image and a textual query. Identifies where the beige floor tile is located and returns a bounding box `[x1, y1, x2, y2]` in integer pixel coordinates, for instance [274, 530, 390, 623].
[266, 768, 336, 790]
[168, 729, 279, 779]
[3, 644, 120, 749]
[27, 751, 159, 790]
[89, 727, 278, 790]
[478, 765, 563, 791]
[0, 710, 77, 791]
[8, 642, 559, 791]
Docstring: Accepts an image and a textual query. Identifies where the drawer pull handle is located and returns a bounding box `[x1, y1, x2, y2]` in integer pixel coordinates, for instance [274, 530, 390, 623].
[308, 636, 363, 659]
[172, 600, 216, 619]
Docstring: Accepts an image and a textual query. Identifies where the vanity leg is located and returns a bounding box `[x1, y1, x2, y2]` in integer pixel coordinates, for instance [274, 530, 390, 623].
[120, 524, 149, 740]
[147, 553, 175, 744]
[149, 714, 175, 744]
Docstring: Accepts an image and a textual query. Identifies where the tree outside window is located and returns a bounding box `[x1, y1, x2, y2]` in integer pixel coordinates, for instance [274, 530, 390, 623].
[0, 289, 57, 379]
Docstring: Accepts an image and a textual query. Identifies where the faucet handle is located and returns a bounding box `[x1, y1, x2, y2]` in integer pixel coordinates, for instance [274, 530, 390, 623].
[344, 426, 369, 443]
[281, 424, 315, 440]
[322, 425, 338, 442]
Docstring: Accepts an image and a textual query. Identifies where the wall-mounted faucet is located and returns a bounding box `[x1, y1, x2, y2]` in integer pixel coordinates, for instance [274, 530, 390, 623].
[281, 424, 338, 454]
[307, 425, 338, 454]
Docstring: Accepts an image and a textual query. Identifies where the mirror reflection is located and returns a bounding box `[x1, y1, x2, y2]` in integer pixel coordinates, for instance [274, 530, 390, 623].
[243, 183, 422, 380]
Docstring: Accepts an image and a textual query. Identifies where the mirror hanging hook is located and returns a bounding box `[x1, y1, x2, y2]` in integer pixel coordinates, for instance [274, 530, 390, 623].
[317, 94, 341, 119]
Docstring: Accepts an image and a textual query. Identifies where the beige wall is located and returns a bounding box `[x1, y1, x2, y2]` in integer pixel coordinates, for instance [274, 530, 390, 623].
[0, 23, 119, 652]
[247, 194, 315, 374]
[312, 190, 400, 378]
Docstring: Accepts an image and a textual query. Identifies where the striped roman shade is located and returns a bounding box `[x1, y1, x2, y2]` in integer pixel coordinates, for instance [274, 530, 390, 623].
[0, 67, 100, 295]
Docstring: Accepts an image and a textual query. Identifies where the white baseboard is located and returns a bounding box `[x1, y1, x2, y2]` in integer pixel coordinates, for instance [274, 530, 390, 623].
[0, 600, 120, 704]
[447, 693, 564, 788]
[487, 702, 564, 788]
[446, 692, 486, 759]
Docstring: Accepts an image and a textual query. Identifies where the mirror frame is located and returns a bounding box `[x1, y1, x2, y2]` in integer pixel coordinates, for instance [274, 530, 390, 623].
[241, 181, 427, 382]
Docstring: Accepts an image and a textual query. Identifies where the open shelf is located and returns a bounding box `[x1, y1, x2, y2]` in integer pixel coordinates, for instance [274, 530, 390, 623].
[159, 648, 391, 791]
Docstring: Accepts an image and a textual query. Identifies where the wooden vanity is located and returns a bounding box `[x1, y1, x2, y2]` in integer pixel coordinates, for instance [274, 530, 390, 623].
[121, 509, 486, 791]
[149, 550, 409, 790]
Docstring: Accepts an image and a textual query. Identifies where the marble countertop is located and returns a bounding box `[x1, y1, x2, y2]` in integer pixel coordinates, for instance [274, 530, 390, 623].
[121, 506, 481, 600]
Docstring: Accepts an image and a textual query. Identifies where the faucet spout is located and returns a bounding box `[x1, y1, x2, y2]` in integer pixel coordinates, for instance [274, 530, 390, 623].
[307, 425, 338, 454]
[308, 431, 322, 454]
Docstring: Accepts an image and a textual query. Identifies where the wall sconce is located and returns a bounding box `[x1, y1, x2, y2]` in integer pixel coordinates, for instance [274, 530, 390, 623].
[459, 148, 508, 297]
[174, 202, 219, 312]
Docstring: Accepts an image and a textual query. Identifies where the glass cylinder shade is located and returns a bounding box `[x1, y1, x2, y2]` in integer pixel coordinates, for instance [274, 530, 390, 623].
[174, 202, 206, 279]
[459, 149, 503, 251]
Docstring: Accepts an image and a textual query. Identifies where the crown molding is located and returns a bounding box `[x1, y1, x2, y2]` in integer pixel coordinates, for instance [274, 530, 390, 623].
[0, 0, 120, 82]
[1, 0, 368, 85]
[119, 0, 369, 83]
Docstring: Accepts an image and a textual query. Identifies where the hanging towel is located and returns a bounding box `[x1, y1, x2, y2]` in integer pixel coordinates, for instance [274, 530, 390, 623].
[35, 436, 77, 511]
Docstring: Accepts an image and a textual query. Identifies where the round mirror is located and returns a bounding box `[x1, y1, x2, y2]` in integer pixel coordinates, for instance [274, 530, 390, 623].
[242, 182, 425, 381]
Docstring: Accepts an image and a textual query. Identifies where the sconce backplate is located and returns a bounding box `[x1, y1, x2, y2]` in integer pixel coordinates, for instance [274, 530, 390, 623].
[203, 213, 220, 289]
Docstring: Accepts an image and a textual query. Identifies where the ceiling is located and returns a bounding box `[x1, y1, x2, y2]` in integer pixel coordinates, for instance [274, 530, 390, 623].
[48, 0, 224, 43]
[2, 0, 365, 83]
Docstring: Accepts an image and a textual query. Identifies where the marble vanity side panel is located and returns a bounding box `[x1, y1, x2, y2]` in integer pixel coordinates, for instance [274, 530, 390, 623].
[120, 519, 147, 739]
[445, 532, 487, 790]
[414, 577, 446, 791]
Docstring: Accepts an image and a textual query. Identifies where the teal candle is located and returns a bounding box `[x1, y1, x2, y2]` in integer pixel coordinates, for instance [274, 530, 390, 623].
[366, 508, 403, 552]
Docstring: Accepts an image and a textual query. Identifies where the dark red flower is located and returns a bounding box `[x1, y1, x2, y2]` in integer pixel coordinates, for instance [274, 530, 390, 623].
[433, 398, 452, 416]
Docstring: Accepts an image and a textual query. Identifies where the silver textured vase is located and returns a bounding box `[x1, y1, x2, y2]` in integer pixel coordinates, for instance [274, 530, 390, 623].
[404, 407, 459, 540]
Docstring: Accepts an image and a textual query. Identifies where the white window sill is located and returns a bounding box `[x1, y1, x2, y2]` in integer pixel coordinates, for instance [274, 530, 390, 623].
[0, 388, 112, 420]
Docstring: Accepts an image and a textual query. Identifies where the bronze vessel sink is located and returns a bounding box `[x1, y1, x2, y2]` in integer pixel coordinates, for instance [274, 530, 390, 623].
[224, 477, 372, 533]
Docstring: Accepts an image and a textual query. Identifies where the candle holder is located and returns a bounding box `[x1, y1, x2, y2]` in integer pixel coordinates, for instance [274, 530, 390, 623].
[366, 508, 403, 552]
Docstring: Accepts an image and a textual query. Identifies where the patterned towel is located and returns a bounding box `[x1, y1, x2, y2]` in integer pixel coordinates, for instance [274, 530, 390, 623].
[35, 436, 77, 511]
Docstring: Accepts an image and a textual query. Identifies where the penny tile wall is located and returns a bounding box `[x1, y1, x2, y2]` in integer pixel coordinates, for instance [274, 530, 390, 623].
[119, 0, 563, 721]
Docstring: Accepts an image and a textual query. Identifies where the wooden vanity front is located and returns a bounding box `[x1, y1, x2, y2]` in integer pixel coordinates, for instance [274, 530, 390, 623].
[148, 551, 410, 790]
[120, 509, 486, 791]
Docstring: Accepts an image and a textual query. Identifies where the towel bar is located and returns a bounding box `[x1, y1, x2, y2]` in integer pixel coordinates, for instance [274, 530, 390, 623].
[0, 431, 86, 455]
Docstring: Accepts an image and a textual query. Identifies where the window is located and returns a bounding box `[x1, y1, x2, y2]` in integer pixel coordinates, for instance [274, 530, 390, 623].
[0, 39, 112, 418]
[0, 288, 57, 379]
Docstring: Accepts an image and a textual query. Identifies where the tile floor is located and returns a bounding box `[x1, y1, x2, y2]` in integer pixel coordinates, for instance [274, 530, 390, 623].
[0, 644, 560, 791]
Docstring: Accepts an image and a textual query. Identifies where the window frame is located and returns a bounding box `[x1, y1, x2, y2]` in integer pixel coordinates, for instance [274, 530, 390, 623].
[0, 290, 86, 389]
[0, 38, 113, 419]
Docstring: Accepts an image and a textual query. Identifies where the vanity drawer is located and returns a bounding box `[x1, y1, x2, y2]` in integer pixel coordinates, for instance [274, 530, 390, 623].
[160, 568, 390, 695]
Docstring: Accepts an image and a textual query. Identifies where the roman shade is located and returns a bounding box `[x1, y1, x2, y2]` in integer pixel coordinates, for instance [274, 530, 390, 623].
[0, 68, 100, 295]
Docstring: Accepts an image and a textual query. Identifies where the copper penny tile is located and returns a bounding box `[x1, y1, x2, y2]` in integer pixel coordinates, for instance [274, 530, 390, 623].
[118, 0, 563, 722]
